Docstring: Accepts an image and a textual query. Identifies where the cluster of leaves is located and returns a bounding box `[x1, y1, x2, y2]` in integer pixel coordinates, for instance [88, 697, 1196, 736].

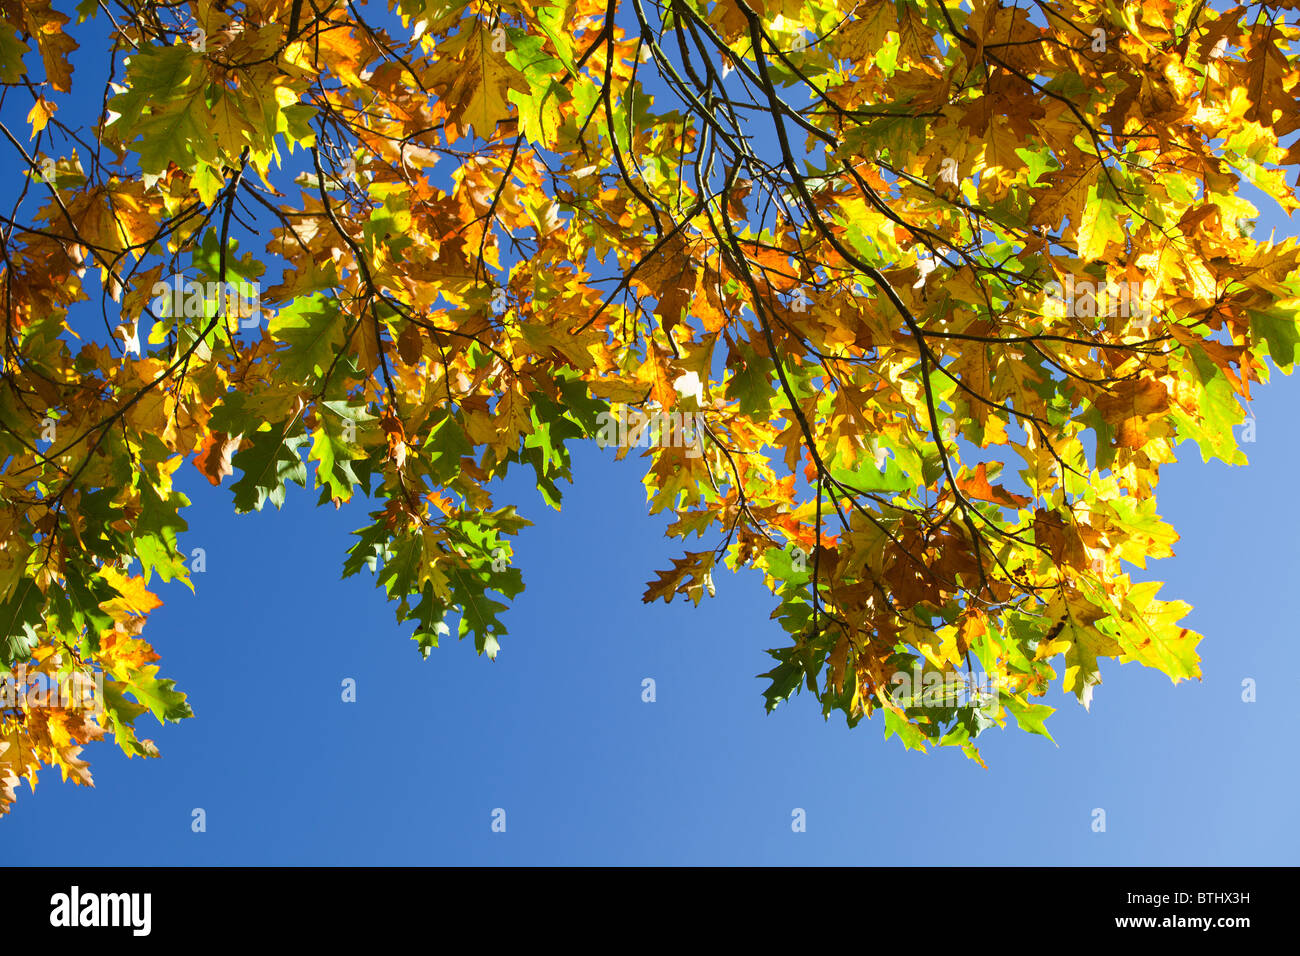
[2, 0, 1298, 812]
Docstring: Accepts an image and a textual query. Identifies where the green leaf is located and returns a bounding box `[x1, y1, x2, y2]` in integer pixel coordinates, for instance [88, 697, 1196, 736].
[100, 681, 159, 757]
[269, 295, 347, 383]
[827, 450, 912, 494]
[122, 666, 193, 723]
[310, 401, 374, 501]
[1247, 304, 1300, 369]
[0, 24, 29, 84]
[0, 578, 43, 667]
[505, 29, 572, 145]
[134, 478, 192, 587]
[1003, 694, 1056, 742]
[230, 420, 310, 512]
[728, 347, 777, 416]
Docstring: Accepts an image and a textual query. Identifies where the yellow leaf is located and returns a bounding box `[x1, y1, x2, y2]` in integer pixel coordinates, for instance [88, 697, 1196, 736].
[98, 567, 163, 623]
[27, 97, 56, 137]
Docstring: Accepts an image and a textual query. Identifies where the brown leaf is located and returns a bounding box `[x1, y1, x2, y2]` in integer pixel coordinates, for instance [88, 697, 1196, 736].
[397, 321, 423, 365]
[642, 551, 716, 606]
[194, 432, 241, 486]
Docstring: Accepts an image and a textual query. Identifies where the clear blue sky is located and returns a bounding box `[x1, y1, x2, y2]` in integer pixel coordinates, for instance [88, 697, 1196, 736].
[2, 2, 1298, 866]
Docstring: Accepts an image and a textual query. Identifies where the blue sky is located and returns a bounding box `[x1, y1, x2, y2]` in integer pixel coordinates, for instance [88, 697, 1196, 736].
[2, 1, 1299, 865]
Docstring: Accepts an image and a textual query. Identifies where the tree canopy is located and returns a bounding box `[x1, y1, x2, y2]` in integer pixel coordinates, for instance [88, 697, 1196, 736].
[2, 0, 1298, 813]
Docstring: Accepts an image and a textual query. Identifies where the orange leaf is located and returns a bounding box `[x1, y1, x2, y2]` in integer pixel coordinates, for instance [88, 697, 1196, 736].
[957, 462, 1032, 508]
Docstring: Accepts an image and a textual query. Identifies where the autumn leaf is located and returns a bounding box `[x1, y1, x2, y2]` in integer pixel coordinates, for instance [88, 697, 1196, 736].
[26, 96, 55, 136]
[957, 462, 1032, 509]
[194, 431, 241, 485]
[643, 551, 717, 606]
